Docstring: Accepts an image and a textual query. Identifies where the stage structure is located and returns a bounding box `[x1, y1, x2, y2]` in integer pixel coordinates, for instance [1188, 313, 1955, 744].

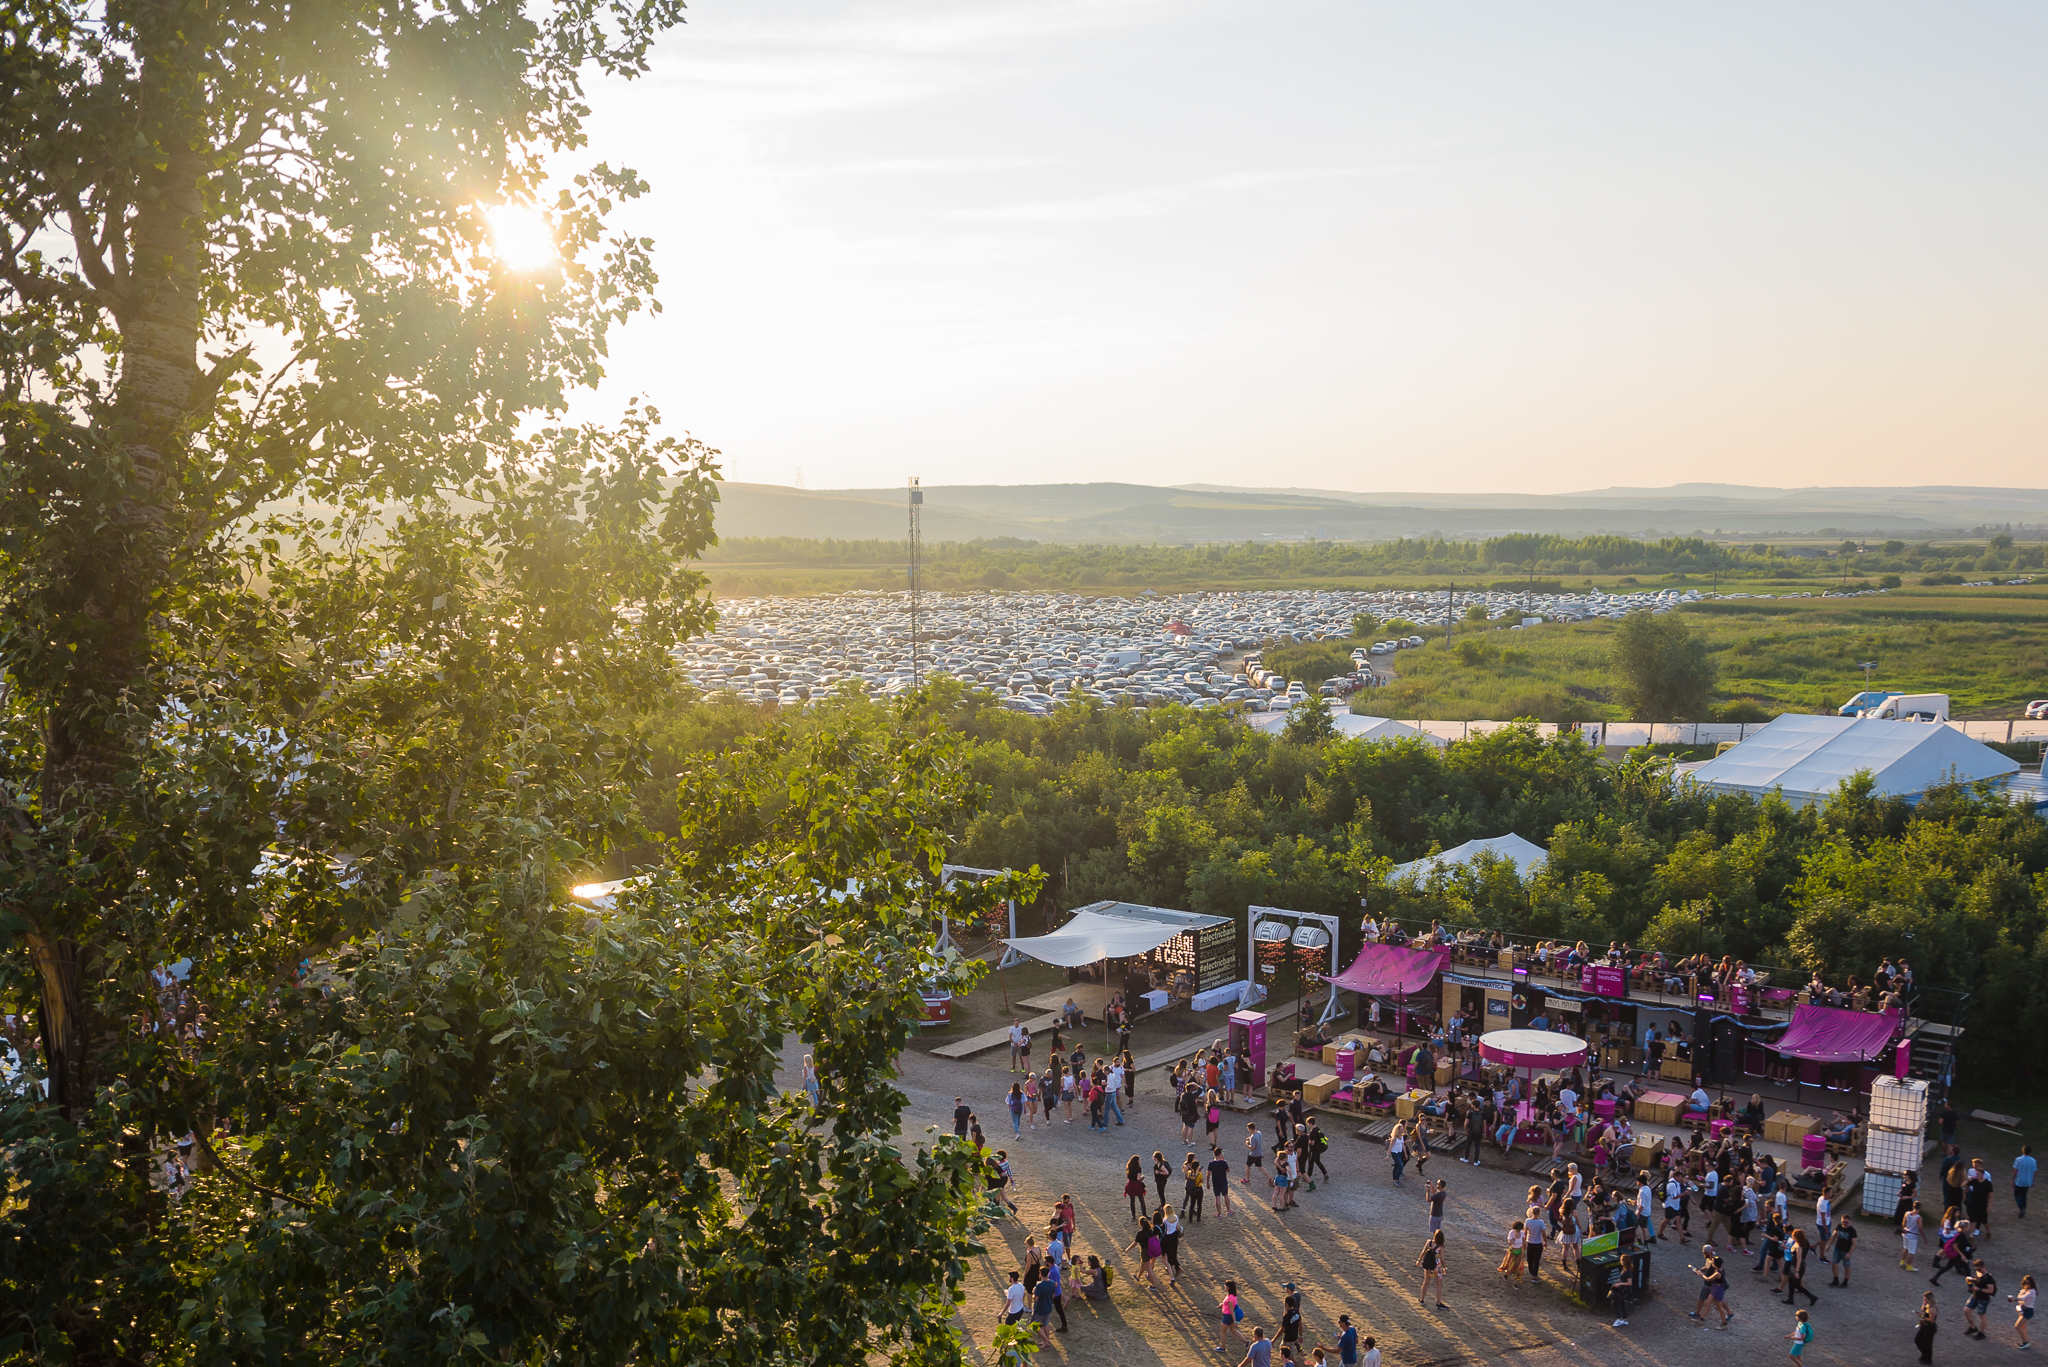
[1247, 905, 1345, 1026]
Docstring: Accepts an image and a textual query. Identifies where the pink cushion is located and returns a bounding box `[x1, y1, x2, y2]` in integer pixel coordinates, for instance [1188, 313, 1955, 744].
[1593, 1098, 1617, 1119]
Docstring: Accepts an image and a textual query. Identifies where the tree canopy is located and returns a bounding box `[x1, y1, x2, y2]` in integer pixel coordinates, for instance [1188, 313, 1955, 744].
[1, 3, 1031, 1361]
[1608, 610, 1719, 720]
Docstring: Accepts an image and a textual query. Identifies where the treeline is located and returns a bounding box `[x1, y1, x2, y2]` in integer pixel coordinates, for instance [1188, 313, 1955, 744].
[636, 683, 2048, 1087]
[701, 534, 2047, 595]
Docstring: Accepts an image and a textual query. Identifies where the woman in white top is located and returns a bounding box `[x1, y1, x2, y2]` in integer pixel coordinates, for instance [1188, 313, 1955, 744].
[2015, 1274, 2036, 1348]
[801, 1055, 820, 1106]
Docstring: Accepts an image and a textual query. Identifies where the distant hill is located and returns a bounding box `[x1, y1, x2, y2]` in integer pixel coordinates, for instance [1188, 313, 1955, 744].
[709, 480, 2046, 545]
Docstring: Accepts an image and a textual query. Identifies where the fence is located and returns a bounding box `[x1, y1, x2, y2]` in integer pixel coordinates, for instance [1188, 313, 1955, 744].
[1393, 719, 2048, 746]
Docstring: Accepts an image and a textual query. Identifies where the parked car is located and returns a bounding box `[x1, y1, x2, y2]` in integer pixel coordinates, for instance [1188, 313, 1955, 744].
[2027, 700, 2048, 720]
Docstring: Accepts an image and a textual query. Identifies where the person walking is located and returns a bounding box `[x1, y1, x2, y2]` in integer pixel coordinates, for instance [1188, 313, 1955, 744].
[1901, 1201, 1924, 1271]
[1786, 1307, 1814, 1359]
[1460, 1103, 1485, 1165]
[1964, 1260, 1998, 1340]
[1335, 1315, 1359, 1367]
[1184, 1152, 1207, 1223]
[1279, 1284, 1305, 1358]
[1660, 1172, 1686, 1244]
[1827, 1214, 1857, 1288]
[1041, 1067, 1058, 1128]
[1178, 1083, 1201, 1144]
[1499, 1220, 1527, 1287]
[2016, 1144, 2037, 1222]
[1244, 1122, 1266, 1187]
[1022, 1070, 1040, 1131]
[1271, 1144, 1292, 1212]
[1219, 1280, 1247, 1356]
[1524, 1205, 1548, 1282]
[1914, 1291, 1939, 1365]
[1427, 1179, 1448, 1237]
[1306, 1120, 1331, 1185]
[1417, 1230, 1448, 1309]
[1123, 1157, 1148, 1220]
[953, 1097, 972, 1139]
[1966, 1159, 1995, 1240]
[1783, 1229, 1819, 1307]
[1158, 1205, 1183, 1287]
[1689, 1245, 1732, 1328]
[2014, 1273, 2036, 1349]
[1061, 1067, 1076, 1124]
[1209, 1145, 1235, 1217]
[1105, 1059, 1126, 1126]
[1125, 1216, 1161, 1290]
[1930, 1219, 1974, 1286]
[1007, 1082, 1026, 1137]
[1008, 1019, 1026, 1072]
[1388, 1122, 1408, 1187]
[1235, 1326, 1272, 1367]
[802, 1055, 820, 1107]
[1152, 1150, 1173, 1212]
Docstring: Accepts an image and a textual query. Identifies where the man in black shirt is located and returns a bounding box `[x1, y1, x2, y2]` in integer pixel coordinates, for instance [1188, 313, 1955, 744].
[953, 1097, 972, 1138]
[1937, 1101, 1960, 1147]
[1964, 1261, 1998, 1339]
[1828, 1216, 1857, 1287]
[1279, 1285, 1304, 1353]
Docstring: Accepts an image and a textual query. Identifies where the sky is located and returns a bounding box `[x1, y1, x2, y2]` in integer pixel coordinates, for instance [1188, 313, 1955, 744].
[569, 1, 2048, 493]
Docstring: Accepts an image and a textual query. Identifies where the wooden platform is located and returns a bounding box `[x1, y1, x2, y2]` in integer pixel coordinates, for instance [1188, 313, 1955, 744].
[929, 1011, 1061, 1060]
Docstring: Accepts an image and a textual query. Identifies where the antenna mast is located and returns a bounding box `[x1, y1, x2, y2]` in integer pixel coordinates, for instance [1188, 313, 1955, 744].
[908, 477, 923, 690]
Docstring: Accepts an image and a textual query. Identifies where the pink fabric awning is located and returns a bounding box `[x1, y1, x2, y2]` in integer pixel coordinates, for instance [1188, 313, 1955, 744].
[1326, 943, 1449, 996]
[1773, 1004, 1900, 1063]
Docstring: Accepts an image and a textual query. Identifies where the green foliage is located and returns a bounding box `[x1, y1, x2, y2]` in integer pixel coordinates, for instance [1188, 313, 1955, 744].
[0, 1, 1029, 1360]
[1262, 641, 1358, 686]
[1351, 612, 1379, 638]
[1609, 611, 1719, 721]
[1283, 694, 1338, 745]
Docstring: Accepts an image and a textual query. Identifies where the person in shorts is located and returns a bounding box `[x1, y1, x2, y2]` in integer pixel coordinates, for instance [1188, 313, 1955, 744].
[1428, 1180, 1447, 1233]
[1827, 1216, 1856, 1287]
[1964, 1260, 1999, 1340]
[1245, 1123, 1266, 1184]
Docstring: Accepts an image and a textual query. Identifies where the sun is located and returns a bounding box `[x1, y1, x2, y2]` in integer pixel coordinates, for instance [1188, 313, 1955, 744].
[482, 202, 557, 271]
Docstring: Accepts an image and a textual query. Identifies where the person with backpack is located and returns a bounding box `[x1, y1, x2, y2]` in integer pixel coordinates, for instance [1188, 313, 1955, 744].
[1125, 1216, 1161, 1290]
[1219, 1279, 1247, 1356]
[1785, 1307, 1814, 1358]
[1123, 1157, 1148, 1220]
[1306, 1119, 1332, 1185]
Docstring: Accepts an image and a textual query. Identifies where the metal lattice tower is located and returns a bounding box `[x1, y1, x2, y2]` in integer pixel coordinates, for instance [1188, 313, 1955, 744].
[908, 477, 922, 690]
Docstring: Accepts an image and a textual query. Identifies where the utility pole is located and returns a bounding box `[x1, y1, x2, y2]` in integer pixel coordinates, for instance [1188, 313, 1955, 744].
[908, 477, 923, 690]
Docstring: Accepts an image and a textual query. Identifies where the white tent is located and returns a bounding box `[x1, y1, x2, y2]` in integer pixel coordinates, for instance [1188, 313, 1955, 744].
[1685, 714, 2018, 806]
[1392, 833, 1548, 880]
[1244, 711, 1447, 747]
[1001, 902, 1231, 968]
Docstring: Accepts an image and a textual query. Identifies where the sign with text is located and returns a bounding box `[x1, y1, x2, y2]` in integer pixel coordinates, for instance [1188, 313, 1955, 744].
[1581, 965, 1629, 999]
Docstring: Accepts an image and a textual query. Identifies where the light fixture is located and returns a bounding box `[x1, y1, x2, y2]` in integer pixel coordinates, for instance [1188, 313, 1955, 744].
[482, 202, 557, 271]
[1290, 925, 1330, 950]
[1254, 921, 1290, 943]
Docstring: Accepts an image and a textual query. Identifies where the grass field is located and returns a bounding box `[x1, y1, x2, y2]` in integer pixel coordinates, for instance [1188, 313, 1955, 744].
[1366, 584, 2048, 721]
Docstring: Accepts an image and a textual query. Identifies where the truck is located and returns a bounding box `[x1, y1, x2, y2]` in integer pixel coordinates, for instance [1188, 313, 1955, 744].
[1837, 690, 1902, 717]
[1867, 693, 1950, 722]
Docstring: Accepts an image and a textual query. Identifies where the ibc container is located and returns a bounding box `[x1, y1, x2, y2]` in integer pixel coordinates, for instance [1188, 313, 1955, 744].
[1868, 1077, 1929, 1134]
[1862, 1171, 1904, 1218]
[1865, 1127, 1923, 1176]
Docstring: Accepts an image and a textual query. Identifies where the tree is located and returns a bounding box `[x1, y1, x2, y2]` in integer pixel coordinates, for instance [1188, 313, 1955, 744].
[0, 2, 1030, 1359]
[1608, 610, 1718, 720]
[1350, 612, 1378, 638]
[1283, 693, 1339, 745]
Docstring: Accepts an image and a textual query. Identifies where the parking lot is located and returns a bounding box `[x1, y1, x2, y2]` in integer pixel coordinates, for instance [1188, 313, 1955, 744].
[679, 586, 1730, 713]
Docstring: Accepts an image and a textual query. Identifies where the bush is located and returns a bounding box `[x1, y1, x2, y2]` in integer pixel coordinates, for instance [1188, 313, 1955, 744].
[1879, 574, 1902, 589]
[1714, 699, 1773, 723]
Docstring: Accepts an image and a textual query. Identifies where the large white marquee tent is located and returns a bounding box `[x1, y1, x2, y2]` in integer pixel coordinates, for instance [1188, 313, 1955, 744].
[1683, 714, 2018, 807]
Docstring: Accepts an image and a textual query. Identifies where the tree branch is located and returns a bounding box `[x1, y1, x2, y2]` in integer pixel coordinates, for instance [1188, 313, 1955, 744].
[62, 192, 125, 303]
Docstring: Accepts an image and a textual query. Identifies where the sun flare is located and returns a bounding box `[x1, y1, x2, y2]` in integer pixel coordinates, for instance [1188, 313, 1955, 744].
[482, 202, 557, 271]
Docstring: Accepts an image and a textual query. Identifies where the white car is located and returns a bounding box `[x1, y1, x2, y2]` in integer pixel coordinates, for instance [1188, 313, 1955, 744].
[2027, 700, 2048, 721]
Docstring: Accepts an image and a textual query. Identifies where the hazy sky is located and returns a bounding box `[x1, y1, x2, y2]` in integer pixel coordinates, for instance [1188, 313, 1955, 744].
[571, 1, 2048, 493]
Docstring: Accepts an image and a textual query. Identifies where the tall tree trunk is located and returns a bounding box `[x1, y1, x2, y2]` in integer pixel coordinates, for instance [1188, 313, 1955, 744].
[32, 24, 205, 1118]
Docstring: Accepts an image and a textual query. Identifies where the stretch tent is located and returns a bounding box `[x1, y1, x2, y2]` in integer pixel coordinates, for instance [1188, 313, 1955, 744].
[1392, 833, 1548, 881]
[1773, 1004, 1901, 1064]
[1001, 901, 1236, 992]
[1328, 943, 1450, 996]
[1686, 714, 2016, 806]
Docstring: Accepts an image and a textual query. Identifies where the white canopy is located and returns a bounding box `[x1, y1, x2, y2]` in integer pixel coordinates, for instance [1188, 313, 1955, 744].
[1243, 711, 1447, 747]
[1392, 833, 1548, 881]
[1002, 901, 1229, 967]
[1686, 714, 2017, 806]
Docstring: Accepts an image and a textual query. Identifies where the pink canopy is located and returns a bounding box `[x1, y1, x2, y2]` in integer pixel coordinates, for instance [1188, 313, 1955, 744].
[1325, 943, 1449, 996]
[1773, 1004, 1901, 1063]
